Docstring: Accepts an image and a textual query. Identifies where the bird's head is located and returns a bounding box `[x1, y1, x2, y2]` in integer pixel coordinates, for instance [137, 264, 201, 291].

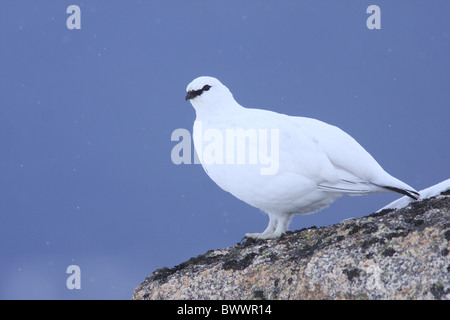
[185, 76, 237, 112]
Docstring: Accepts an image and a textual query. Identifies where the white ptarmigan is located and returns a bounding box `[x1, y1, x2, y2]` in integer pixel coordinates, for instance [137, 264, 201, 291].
[185, 76, 419, 239]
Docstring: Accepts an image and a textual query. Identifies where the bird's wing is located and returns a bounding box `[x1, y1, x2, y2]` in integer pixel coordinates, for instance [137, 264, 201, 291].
[233, 109, 342, 185]
[287, 117, 394, 193]
[292, 117, 384, 178]
[290, 116, 419, 198]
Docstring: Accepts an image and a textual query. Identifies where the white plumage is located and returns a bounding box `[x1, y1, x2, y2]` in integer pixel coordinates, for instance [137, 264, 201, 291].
[185, 76, 419, 239]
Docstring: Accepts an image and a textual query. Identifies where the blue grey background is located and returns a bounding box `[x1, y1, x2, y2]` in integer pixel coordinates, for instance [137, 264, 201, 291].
[0, 1, 448, 299]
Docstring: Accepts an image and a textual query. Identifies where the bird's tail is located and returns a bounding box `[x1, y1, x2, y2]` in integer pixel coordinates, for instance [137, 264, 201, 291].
[381, 185, 420, 200]
[370, 173, 420, 200]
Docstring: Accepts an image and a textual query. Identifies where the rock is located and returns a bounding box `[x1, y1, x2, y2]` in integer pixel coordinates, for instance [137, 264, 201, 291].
[133, 193, 450, 300]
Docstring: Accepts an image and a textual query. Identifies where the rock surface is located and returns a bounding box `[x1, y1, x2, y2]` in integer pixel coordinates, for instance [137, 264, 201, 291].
[133, 192, 450, 300]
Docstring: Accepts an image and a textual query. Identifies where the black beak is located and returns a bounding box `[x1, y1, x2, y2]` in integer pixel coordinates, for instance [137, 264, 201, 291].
[185, 85, 211, 101]
[185, 91, 196, 101]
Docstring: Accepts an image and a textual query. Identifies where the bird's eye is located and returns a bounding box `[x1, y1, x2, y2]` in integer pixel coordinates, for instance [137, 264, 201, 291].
[202, 85, 211, 91]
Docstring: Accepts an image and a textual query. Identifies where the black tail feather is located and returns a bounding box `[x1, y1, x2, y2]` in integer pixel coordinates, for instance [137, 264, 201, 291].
[383, 186, 420, 200]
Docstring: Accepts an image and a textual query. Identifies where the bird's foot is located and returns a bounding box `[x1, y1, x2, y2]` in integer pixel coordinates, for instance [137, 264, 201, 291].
[245, 232, 282, 240]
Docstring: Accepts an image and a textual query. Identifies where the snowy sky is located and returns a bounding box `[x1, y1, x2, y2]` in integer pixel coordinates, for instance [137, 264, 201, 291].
[0, 1, 448, 299]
